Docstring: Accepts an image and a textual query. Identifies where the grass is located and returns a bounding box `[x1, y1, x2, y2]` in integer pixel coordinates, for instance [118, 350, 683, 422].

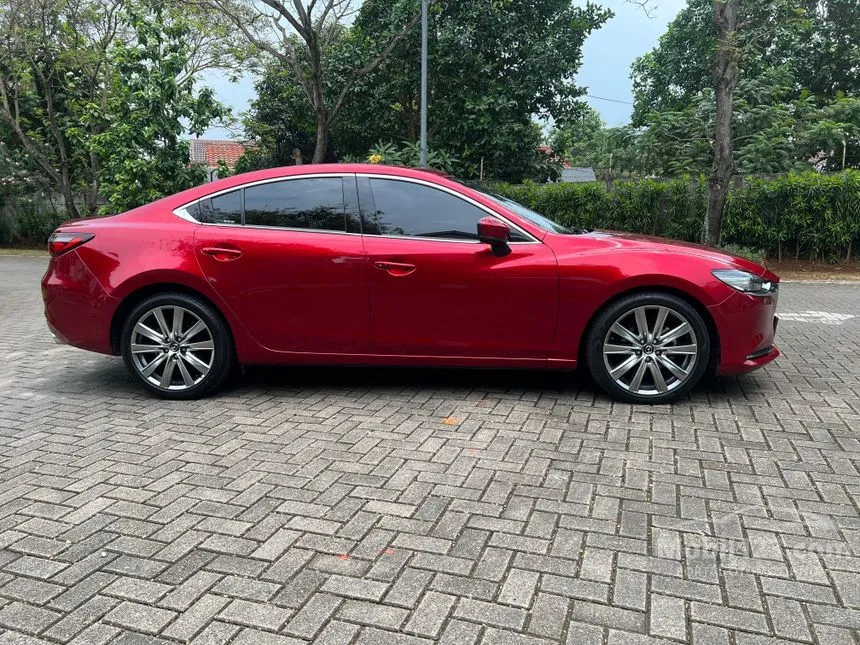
[0, 247, 48, 257]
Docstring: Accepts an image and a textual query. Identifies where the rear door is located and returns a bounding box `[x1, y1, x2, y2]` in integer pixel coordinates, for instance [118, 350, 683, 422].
[193, 174, 370, 354]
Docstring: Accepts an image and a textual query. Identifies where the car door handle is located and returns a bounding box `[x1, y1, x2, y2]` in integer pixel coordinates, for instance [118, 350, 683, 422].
[201, 246, 243, 261]
[374, 261, 416, 277]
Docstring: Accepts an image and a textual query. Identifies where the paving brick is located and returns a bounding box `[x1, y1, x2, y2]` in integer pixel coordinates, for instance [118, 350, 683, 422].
[104, 601, 178, 635]
[404, 591, 456, 638]
[218, 598, 291, 631]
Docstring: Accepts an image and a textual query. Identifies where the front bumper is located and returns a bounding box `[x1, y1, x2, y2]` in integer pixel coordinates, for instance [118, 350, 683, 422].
[710, 292, 780, 375]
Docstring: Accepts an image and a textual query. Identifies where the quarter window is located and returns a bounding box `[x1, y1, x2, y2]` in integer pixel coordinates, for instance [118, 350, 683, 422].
[365, 179, 529, 241]
[244, 178, 353, 232]
[199, 190, 242, 225]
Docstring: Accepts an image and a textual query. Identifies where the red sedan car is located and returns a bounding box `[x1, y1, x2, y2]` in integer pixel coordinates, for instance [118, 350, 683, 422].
[42, 164, 779, 403]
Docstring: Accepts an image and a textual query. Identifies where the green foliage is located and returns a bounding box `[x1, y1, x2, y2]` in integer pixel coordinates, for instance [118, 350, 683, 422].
[3, 196, 69, 246]
[80, 0, 227, 213]
[244, 0, 608, 182]
[365, 141, 459, 174]
[720, 244, 766, 264]
[492, 171, 860, 261]
[630, 0, 860, 124]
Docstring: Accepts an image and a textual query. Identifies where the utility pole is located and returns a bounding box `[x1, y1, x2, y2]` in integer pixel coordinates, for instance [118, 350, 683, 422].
[419, 0, 429, 168]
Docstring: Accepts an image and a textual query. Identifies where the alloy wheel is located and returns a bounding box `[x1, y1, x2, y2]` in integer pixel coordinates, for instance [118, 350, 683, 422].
[129, 305, 215, 391]
[602, 305, 698, 397]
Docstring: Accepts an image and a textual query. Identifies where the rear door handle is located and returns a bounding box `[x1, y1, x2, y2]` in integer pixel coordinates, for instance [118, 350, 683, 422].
[201, 246, 243, 261]
[374, 261, 416, 277]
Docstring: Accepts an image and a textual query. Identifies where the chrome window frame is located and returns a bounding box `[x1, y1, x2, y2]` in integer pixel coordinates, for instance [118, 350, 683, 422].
[357, 173, 540, 244]
[173, 172, 541, 244]
[173, 173, 359, 236]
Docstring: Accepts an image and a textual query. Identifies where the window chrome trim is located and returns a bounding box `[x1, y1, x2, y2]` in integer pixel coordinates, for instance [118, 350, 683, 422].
[172, 172, 352, 230]
[357, 173, 541, 244]
[173, 171, 542, 244]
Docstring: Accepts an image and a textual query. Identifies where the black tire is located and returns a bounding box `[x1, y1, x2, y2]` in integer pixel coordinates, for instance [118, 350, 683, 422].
[120, 292, 235, 400]
[585, 292, 710, 404]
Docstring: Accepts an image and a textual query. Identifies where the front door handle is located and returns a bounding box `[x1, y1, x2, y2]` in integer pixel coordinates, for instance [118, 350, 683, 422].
[201, 246, 243, 261]
[374, 261, 416, 277]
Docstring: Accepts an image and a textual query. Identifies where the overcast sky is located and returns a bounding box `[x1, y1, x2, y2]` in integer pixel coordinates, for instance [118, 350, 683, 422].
[200, 0, 686, 139]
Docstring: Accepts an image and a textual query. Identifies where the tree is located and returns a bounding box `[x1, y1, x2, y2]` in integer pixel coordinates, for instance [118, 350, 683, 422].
[0, 0, 124, 217]
[203, 0, 435, 164]
[631, 0, 860, 125]
[83, 1, 226, 212]
[340, 0, 612, 181]
[704, 0, 738, 246]
[0, 0, 244, 217]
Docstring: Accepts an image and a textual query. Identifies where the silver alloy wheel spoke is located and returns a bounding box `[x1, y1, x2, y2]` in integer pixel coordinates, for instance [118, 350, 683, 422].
[134, 322, 165, 344]
[172, 307, 185, 337]
[652, 306, 669, 340]
[629, 360, 648, 392]
[610, 354, 641, 379]
[658, 355, 689, 380]
[183, 320, 207, 340]
[611, 322, 641, 347]
[662, 344, 697, 355]
[176, 357, 195, 387]
[131, 343, 159, 354]
[181, 350, 210, 373]
[130, 305, 214, 391]
[140, 353, 167, 378]
[603, 305, 699, 397]
[659, 322, 692, 346]
[634, 308, 650, 341]
[649, 362, 668, 393]
[184, 340, 214, 351]
[160, 357, 177, 388]
[153, 308, 171, 337]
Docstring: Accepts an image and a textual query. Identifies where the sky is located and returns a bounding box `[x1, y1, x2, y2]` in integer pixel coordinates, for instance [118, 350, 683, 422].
[200, 0, 687, 140]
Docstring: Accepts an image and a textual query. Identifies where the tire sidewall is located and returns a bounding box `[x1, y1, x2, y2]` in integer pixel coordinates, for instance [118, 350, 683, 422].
[586, 293, 711, 404]
[120, 293, 234, 399]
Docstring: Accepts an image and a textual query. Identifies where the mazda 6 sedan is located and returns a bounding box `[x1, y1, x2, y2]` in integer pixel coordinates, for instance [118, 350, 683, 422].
[42, 164, 780, 403]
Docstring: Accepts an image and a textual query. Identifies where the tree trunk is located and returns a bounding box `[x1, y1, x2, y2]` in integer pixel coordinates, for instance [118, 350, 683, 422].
[312, 113, 329, 164]
[59, 172, 80, 220]
[704, 0, 739, 247]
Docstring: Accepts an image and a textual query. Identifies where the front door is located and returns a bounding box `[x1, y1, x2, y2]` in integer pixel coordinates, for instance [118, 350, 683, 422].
[359, 176, 559, 359]
[194, 175, 369, 354]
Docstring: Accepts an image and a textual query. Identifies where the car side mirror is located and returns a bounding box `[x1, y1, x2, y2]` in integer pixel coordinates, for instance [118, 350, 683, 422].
[477, 217, 511, 257]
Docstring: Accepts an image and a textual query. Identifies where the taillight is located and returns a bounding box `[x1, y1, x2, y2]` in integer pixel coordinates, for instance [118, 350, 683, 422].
[48, 232, 94, 256]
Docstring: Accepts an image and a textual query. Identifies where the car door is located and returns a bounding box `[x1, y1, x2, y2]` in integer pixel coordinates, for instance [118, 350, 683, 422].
[358, 175, 559, 359]
[192, 174, 370, 355]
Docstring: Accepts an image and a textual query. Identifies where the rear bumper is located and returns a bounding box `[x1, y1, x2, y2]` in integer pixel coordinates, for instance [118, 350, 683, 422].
[710, 291, 780, 375]
[41, 251, 118, 355]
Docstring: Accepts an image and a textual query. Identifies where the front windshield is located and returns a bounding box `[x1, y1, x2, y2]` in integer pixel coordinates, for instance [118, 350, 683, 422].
[472, 189, 577, 235]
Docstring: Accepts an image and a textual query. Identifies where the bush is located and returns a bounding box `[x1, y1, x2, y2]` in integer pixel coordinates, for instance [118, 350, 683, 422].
[0, 197, 69, 247]
[491, 171, 860, 262]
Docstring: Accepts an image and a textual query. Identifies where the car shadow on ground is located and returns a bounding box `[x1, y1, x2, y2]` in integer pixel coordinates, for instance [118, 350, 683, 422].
[42, 354, 764, 404]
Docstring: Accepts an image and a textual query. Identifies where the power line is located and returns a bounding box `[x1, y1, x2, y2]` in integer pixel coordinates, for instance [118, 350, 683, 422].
[586, 94, 634, 105]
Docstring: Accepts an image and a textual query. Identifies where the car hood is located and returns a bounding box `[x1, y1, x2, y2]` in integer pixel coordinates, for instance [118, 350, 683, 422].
[570, 230, 776, 279]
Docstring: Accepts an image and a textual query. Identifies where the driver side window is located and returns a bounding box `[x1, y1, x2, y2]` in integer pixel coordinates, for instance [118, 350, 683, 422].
[364, 178, 529, 241]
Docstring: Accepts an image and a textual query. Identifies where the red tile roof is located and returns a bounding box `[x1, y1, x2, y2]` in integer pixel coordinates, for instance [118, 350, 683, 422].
[189, 139, 250, 169]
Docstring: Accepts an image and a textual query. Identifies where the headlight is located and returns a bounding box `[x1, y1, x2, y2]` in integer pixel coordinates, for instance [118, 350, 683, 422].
[712, 269, 778, 296]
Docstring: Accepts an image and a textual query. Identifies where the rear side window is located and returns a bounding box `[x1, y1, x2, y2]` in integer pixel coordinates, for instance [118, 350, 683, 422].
[199, 191, 241, 225]
[244, 178, 350, 232]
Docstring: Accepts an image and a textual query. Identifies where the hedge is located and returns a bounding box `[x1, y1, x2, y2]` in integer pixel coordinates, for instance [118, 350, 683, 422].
[491, 171, 860, 261]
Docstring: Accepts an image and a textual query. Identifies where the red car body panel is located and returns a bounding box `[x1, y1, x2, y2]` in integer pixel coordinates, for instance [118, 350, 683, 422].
[42, 164, 780, 378]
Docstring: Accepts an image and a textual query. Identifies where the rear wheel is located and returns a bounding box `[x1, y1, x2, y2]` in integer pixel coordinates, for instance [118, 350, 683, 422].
[121, 293, 235, 399]
[586, 292, 710, 404]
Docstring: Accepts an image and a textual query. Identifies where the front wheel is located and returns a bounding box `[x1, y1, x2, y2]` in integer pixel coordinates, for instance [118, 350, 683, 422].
[586, 292, 710, 404]
[121, 292, 235, 400]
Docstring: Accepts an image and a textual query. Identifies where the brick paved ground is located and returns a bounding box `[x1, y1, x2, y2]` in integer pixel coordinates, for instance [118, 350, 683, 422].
[0, 255, 858, 645]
